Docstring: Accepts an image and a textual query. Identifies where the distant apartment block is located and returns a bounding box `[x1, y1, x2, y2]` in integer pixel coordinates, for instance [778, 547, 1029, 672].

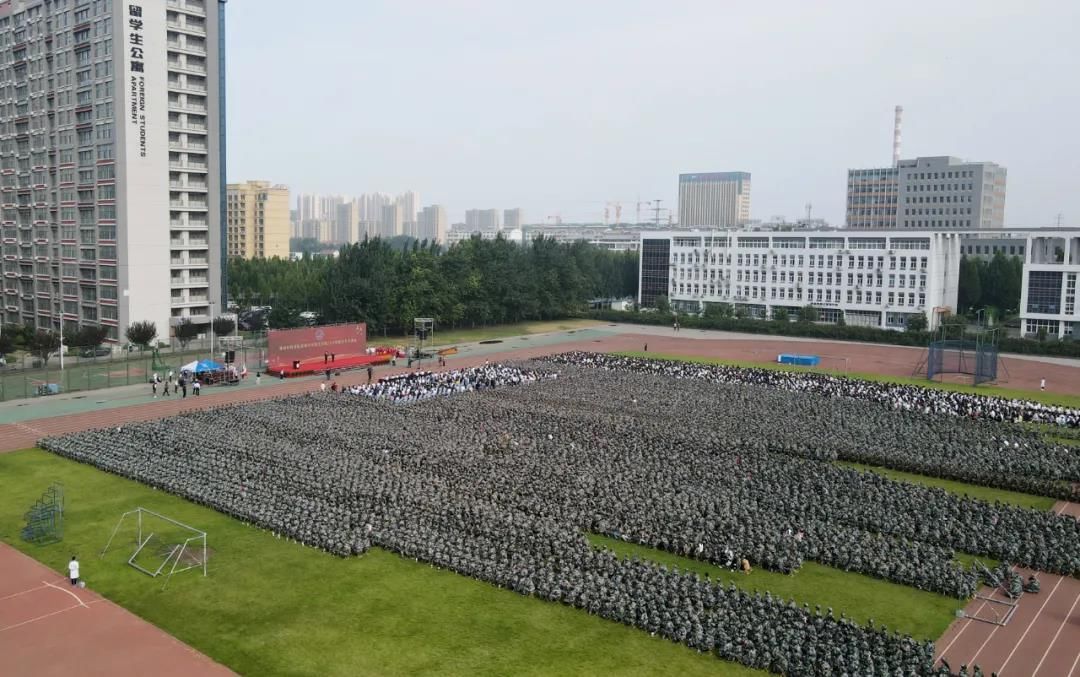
[465, 208, 500, 231]
[226, 182, 289, 259]
[847, 157, 1007, 230]
[417, 205, 447, 244]
[503, 208, 522, 230]
[677, 172, 751, 227]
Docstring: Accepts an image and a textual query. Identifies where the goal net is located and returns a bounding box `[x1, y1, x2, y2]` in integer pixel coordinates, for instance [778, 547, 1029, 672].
[101, 507, 207, 589]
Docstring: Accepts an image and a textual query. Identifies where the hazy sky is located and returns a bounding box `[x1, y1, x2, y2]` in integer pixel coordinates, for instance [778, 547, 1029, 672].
[226, 0, 1080, 227]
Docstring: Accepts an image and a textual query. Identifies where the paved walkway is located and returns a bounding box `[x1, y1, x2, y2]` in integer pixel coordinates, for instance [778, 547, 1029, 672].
[0, 542, 233, 677]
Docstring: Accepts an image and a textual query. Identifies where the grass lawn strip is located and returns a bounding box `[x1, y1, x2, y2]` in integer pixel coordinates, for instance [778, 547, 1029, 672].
[587, 534, 960, 642]
[836, 461, 1058, 512]
[380, 319, 603, 348]
[0, 448, 763, 677]
[615, 351, 1080, 410]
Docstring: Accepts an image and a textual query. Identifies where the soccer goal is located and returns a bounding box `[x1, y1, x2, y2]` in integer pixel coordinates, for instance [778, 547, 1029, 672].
[101, 507, 207, 590]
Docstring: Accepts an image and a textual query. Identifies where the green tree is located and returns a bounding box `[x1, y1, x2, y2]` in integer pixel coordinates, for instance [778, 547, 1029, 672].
[771, 308, 790, 323]
[64, 325, 109, 349]
[212, 316, 236, 337]
[704, 302, 734, 320]
[732, 305, 750, 320]
[0, 330, 13, 357]
[906, 313, 928, 333]
[125, 321, 158, 350]
[174, 319, 200, 349]
[797, 305, 819, 323]
[654, 295, 670, 314]
[29, 329, 61, 366]
[957, 256, 982, 312]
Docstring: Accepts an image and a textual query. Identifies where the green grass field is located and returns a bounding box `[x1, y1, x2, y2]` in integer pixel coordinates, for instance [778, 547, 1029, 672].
[0, 448, 764, 677]
[587, 535, 960, 641]
[380, 319, 602, 348]
[616, 351, 1080, 409]
[836, 461, 1058, 511]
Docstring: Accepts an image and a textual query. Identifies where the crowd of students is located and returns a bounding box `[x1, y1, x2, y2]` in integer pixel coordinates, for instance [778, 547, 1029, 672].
[549, 352, 1080, 428]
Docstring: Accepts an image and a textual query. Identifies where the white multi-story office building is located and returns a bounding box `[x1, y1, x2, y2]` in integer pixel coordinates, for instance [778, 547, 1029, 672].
[847, 157, 1007, 230]
[639, 230, 959, 330]
[677, 172, 751, 227]
[0, 0, 225, 340]
[1019, 230, 1079, 339]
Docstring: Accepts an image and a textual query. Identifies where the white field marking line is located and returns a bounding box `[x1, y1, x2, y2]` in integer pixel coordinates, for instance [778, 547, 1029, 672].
[0, 602, 85, 633]
[0, 584, 47, 602]
[938, 595, 991, 659]
[42, 580, 88, 608]
[997, 574, 1067, 673]
[1070, 643, 1080, 677]
[1034, 590, 1080, 676]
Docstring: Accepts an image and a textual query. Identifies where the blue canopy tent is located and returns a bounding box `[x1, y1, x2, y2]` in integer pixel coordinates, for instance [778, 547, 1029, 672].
[180, 359, 224, 374]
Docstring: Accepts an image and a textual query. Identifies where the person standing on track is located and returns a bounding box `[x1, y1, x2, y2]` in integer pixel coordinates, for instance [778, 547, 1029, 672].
[68, 555, 80, 586]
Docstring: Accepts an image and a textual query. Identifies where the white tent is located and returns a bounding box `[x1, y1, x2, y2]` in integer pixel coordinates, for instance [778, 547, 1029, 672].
[180, 360, 199, 373]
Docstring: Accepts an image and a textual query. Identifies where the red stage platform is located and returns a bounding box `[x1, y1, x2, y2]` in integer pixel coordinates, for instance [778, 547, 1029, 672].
[269, 348, 401, 378]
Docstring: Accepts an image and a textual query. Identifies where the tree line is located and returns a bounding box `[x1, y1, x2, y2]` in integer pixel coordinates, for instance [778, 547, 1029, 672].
[957, 252, 1024, 317]
[230, 236, 640, 334]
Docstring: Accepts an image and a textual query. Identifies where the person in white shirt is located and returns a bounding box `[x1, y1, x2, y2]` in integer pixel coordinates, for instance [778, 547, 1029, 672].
[68, 555, 80, 586]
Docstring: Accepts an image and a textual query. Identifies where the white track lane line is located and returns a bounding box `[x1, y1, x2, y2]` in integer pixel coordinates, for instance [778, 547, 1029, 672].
[1070, 646, 1080, 677]
[997, 575, 1066, 673]
[0, 602, 84, 633]
[0, 584, 47, 602]
[42, 580, 88, 608]
[1034, 590, 1080, 677]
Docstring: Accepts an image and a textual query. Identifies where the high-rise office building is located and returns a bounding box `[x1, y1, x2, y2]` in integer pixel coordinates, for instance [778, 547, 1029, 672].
[677, 172, 751, 227]
[417, 204, 447, 244]
[846, 167, 898, 229]
[847, 157, 1007, 230]
[0, 0, 225, 341]
[465, 208, 500, 231]
[503, 208, 522, 230]
[226, 181, 288, 259]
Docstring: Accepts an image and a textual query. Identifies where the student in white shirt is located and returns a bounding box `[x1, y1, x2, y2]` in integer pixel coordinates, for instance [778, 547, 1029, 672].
[68, 555, 80, 586]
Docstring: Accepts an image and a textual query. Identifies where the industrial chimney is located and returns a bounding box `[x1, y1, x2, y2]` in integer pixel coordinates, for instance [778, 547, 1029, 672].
[893, 105, 903, 167]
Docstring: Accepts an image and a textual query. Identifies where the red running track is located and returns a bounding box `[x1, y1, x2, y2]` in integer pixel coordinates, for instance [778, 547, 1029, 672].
[0, 542, 233, 676]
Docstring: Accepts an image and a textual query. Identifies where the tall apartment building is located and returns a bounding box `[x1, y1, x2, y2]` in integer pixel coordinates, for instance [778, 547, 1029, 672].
[226, 181, 288, 259]
[416, 204, 446, 243]
[465, 208, 499, 231]
[395, 190, 417, 237]
[503, 208, 522, 230]
[847, 157, 1007, 230]
[677, 172, 751, 227]
[0, 0, 225, 341]
[379, 203, 401, 238]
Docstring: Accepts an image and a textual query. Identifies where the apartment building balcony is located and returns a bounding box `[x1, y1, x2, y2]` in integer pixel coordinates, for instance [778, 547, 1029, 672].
[167, 60, 208, 76]
[169, 179, 209, 191]
[167, 0, 207, 14]
[170, 236, 209, 248]
[168, 160, 208, 172]
[169, 198, 209, 210]
[170, 275, 210, 288]
[168, 119, 208, 133]
[167, 79, 208, 95]
[169, 140, 208, 153]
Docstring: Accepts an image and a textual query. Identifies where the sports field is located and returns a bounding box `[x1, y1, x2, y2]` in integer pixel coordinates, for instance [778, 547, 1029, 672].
[1, 327, 1078, 676]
